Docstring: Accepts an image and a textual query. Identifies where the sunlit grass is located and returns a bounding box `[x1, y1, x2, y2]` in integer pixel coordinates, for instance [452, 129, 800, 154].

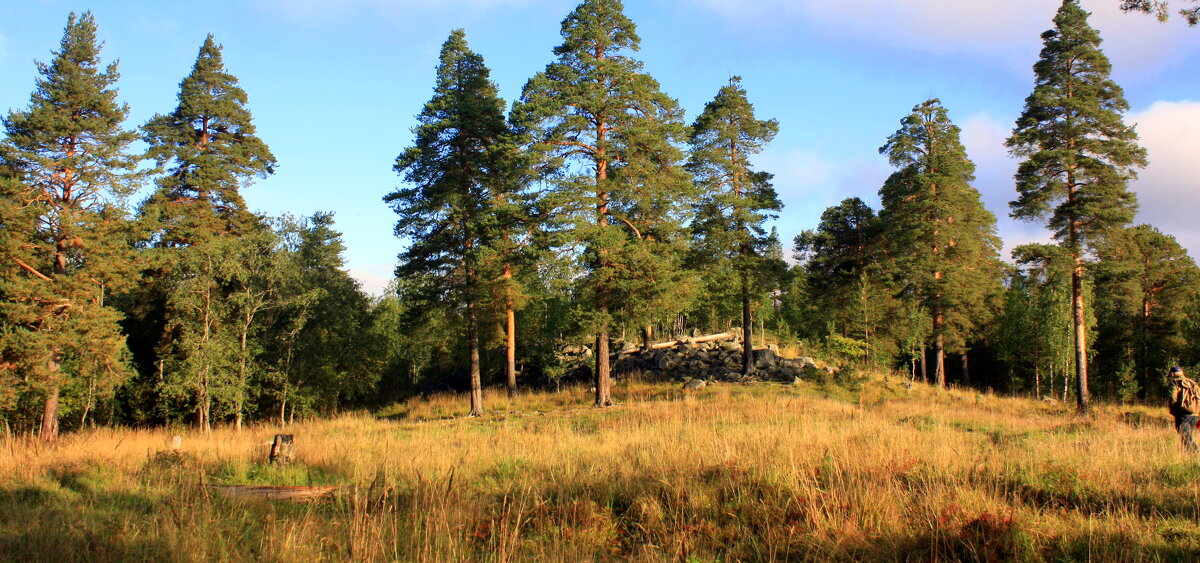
[1, 373, 1197, 561]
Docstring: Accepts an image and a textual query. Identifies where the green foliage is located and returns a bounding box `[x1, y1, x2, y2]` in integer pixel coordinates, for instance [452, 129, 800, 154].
[0, 12, 142, 438]
[1092, 225, 1200, 399]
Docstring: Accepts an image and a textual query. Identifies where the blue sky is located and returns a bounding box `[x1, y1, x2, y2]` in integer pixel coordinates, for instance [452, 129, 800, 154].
[3, 0, 1199, 295]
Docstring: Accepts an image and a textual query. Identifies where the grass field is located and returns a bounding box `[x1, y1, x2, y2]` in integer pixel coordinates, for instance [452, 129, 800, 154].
[1, 373, 1198, 562]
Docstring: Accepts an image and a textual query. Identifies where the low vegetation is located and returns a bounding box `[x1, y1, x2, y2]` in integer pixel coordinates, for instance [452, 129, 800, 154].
[1, 374, 1196, 562]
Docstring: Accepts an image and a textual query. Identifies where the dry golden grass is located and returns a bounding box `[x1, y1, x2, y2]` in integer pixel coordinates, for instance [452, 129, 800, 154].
[2, 374, 1198, 561]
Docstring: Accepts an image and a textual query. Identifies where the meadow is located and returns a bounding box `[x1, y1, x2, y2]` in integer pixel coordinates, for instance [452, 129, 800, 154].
[1, 374, 1198, 562]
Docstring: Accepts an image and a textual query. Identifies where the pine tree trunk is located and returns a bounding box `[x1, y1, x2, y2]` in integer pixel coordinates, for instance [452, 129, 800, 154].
[506, 305, 517, 398]
[642, 325, 653, 353]
[932, 311, 946, 388]
[594, 328, 612, 407]
[742, 273, 753, 376]
[961, 353, 970, 387]
[467, 299, 483, 417]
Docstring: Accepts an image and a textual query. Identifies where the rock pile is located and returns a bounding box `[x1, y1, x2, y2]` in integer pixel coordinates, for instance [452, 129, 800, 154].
[558, 332, 838, 383]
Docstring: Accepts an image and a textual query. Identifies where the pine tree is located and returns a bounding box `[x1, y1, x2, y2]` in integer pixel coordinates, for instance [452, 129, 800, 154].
[879, 98, 1004, 389]
[0, 12, 141, 441]
[385, 29, 522, 417]
[688, 77, 782, 376]
[1121, 0, 1200, 24]
[512, 0, 692, 406]
[140, 34, 277, 431]
[1007, 0, 1147, 415]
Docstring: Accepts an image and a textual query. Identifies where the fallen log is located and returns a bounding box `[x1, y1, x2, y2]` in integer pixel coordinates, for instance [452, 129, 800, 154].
[619, 326, 739, 352]
[206, 484, 338, 502]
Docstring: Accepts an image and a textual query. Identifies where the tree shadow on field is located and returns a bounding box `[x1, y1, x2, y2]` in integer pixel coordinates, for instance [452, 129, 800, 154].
[0, 487, 180, 563]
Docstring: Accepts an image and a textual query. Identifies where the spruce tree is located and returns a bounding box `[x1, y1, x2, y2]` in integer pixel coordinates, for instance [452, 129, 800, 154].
[0, 12, 141, 441]
[512, 0, 692, 406]
[1007, 0, 1147, 415]
[385, 29, 521, 417]
[879, 98, 1004, 389]
[688, 77, 782, 376]
[140, 34, 277, 431]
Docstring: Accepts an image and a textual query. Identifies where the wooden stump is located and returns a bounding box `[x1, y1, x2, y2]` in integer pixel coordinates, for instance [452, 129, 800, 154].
[269, 434, 294, 464]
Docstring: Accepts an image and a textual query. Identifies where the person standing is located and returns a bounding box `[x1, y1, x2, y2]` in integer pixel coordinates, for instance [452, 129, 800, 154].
[1168, 367, 1199, 451]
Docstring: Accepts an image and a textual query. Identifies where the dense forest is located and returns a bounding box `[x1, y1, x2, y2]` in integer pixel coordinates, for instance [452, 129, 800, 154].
[2, 0, 1198, 440]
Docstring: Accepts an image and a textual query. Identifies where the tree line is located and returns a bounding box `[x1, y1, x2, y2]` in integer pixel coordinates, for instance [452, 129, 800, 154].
[2, 1, 1197, 440]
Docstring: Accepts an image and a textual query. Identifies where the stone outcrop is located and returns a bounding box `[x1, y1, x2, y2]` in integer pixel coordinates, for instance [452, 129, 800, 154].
[557, 332, 839, 384]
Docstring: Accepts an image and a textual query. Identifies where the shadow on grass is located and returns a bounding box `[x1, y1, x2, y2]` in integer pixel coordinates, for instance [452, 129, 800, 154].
[0, 487, 179, 563]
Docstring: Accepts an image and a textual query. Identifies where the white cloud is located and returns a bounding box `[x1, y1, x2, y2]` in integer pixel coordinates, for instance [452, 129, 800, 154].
[1128, 100, 1200, 257]
[256, 0, 542, 22]
[684, 0, 1200, 76]
[755, 146, 891, 251]
[348, 265, 394, 297]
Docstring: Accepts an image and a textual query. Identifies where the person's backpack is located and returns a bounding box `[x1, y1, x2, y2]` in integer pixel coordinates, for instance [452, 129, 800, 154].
[1179, 377, 1200, 414]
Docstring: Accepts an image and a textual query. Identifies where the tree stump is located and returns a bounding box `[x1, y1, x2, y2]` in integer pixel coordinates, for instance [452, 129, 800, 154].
[269, 434, 294, 464]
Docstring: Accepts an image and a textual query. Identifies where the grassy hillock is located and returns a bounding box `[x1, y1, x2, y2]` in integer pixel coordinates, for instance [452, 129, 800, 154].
[0, 374, 1197, 562]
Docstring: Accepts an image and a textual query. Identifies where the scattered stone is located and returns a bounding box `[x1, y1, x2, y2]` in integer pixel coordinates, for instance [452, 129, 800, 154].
[682, 378, 706, 391]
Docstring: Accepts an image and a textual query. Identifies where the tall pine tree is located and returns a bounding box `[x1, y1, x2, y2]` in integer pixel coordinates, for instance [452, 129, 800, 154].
[512, 0, 692, 406]
[879, 98, 1003, 389]
[0, 12, 141, 441]
[140, 34, 276, 431]
[1007, 0, 1147, 415]
[688, 77, 782, 376]
[386, 29, 522, 417]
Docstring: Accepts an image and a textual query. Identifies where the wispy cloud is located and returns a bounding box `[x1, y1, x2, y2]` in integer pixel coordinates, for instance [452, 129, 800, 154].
[683, 0, 1200, 77]
[255, 0, 545, 23]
